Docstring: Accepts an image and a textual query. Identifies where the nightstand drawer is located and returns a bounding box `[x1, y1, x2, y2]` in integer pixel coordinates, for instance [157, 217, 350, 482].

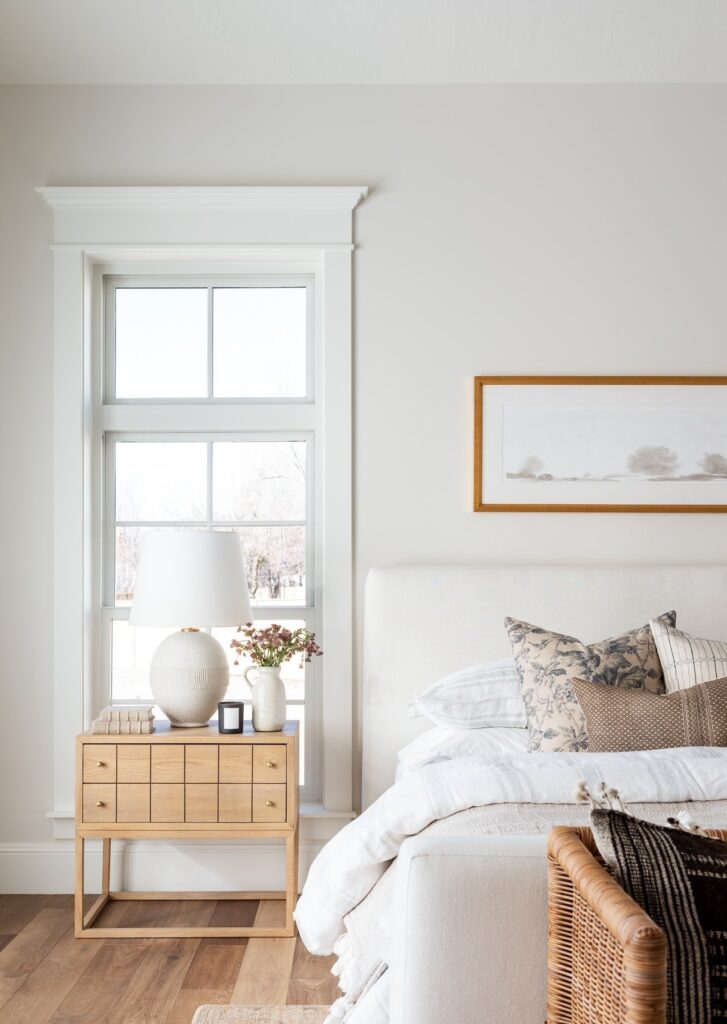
[151, 784, 184, 822]
[186, 745, 218, 783]
[83, 745, 116, 782]
[219, 745, 252, 783]
[117, 746, 151, 783]
[253, 745, 286, 783]
[219, 784, 252, 822]
[185, 784, 217, 822]
[151, 745, 184, 783]
[253, 783, 286, 822]
[117, 784, 150, 822]
[83, 784, 116, 822]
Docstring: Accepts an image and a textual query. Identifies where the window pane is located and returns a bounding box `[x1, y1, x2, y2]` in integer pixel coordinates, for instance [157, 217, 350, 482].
[220, 526, 305, 603]
[116, 442, 207, 521]
[116, 525, 144, 606]
[115, 526, 205, 606]
[115, 288, 207, 398]
[213, 288, 307, 398]
[111, 619, 178, 701]
[213, 621, 307, 700]
[213, 441, 306, 521]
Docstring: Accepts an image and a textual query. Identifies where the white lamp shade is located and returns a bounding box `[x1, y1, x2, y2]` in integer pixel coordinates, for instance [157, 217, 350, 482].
[129, 531, 252, 628]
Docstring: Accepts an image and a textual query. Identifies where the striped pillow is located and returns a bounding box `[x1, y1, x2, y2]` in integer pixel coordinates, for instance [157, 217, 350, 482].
[408, 659, 527, 729]
[650, 619, 727, 693]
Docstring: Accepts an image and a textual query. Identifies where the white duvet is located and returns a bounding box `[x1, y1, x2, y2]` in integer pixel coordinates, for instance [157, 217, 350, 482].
[295, 746, 727, 956]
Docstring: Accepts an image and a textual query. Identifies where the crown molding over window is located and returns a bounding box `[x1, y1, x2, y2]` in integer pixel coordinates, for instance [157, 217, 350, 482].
[37, 185, 368, 210]
[36, 185, 369, 247]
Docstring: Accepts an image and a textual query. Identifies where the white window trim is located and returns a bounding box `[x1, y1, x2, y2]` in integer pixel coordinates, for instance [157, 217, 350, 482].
[38, 186, 366, 831]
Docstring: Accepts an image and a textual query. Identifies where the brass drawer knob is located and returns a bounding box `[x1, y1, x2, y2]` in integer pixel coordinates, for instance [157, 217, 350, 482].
[265, 761, 275, 769]
[96, 761, 105, 767]
[96, 801, 105, 807]
[266, 800, 275, 807]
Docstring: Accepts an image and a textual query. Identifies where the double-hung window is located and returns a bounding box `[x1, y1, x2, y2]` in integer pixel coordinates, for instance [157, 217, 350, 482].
[100, 275, 320, 798]
[40, 185, 363, 825]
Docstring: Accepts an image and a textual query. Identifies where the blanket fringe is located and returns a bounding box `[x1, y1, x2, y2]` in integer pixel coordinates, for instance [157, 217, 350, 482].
[667, 810, 706, 835]
[574, 781, 628, 813]
[323, 995, 353, 1023]
[575, 781, 707, 834]
[331, 932, 353, 989]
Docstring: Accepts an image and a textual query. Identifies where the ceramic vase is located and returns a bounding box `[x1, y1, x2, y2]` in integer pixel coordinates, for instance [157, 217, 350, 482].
[244, 665, 286, 731]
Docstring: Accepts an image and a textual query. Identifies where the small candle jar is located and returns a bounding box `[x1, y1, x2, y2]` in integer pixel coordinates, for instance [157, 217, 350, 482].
[217, 701, 245, 734]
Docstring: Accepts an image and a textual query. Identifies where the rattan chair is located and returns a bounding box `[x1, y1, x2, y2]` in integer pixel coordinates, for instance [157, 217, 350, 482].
[547, 825, 727, 1024]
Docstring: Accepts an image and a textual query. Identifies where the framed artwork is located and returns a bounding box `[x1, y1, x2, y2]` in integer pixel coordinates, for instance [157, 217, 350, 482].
[474, 376, 727, 513]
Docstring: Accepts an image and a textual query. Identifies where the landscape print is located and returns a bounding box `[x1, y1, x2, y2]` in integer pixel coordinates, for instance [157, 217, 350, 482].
[503, 406, 727, 484]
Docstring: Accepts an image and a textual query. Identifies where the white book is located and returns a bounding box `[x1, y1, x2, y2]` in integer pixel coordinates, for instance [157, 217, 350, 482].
[99, 705, 154, 722]
[91, 718, 155, 734]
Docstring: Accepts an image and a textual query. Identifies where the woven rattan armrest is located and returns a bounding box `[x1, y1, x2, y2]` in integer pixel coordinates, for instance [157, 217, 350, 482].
[547, 826, 667, 1024]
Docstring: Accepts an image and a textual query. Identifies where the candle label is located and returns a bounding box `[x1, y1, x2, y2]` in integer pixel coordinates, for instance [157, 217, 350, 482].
[223, 706, 240, 730]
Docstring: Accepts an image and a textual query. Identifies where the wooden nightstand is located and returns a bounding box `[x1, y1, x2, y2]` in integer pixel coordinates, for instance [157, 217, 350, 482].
[75, 720, 299, 939]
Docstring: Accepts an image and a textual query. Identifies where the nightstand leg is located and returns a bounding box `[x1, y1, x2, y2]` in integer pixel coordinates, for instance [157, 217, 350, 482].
[74, 835, 84, 937]
[285, 829, 299, 935]
[101, 838, 111, 895]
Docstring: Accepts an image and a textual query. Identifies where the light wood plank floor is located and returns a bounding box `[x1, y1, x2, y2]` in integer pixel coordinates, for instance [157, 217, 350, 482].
[0, 895, 338, 1024]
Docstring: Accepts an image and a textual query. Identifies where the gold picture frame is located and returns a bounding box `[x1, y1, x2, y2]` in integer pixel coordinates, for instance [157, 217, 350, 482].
[474, 376, 727, 513]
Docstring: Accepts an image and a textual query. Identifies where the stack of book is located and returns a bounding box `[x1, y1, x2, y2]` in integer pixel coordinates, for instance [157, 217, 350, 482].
[91, 705, 156, 734]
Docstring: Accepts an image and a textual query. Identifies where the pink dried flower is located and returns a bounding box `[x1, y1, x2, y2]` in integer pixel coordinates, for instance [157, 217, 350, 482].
[230, 623, 323, 668]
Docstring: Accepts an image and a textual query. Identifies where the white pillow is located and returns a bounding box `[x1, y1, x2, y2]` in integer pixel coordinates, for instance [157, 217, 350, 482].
[650, 618, 727, 693]
[396, 726, 529, 776]
[408, 659, 527, 729]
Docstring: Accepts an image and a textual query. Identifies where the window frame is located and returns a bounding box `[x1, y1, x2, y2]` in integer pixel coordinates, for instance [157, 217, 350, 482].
[99, 273, 322, 801]
[39, 185, 364, 833]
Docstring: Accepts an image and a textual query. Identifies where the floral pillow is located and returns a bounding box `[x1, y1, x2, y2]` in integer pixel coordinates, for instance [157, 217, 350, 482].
[504, 611, 675, 752]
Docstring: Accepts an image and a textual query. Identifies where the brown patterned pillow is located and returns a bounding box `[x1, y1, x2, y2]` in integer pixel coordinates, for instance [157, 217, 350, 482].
[573, 674, 727, 751]
[505, 611, 675, 753]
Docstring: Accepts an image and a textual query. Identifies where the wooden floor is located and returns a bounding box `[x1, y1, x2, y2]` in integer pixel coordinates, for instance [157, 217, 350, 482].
[0, 895, 338, 1024]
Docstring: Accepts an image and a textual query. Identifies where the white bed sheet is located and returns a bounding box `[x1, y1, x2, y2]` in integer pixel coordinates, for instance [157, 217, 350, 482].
[296, 746, 727, 955]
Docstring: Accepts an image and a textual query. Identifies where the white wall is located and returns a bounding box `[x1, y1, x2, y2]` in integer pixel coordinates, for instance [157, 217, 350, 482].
[1, 85, 727, 855]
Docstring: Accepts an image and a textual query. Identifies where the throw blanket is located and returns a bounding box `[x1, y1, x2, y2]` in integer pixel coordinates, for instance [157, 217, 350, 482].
[326, 799, 727, 1023]
[296, 748, 727, 1022]
[296, 747, 727, 954]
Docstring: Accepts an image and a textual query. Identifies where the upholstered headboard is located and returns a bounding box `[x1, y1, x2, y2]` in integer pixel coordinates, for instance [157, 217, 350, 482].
[362, 564, 727, 806]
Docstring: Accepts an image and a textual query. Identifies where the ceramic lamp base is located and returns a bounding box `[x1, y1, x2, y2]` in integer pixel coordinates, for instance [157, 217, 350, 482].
[150, 630, 230, 727]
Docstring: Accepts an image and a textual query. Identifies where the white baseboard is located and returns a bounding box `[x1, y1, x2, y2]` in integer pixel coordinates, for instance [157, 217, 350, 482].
[0, 837, 325, 894]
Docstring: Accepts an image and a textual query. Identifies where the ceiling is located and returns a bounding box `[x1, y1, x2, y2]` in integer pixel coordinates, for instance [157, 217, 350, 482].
[1, 0, 727, 85]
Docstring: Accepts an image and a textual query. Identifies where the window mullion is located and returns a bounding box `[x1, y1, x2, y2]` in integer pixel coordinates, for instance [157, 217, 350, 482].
[207, 285, 214, 399]
[206, 440, 213, 527]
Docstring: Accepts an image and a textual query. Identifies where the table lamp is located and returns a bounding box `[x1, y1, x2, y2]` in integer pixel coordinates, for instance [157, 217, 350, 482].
[129, 530, 252, 727]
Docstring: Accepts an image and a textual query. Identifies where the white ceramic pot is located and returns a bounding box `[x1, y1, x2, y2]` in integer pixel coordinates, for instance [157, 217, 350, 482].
[245, 665, 286, 732]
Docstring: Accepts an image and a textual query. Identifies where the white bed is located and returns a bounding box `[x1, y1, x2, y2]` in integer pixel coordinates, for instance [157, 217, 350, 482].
[298, 564, 727, 1024]
[362, 563, 727, 805]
